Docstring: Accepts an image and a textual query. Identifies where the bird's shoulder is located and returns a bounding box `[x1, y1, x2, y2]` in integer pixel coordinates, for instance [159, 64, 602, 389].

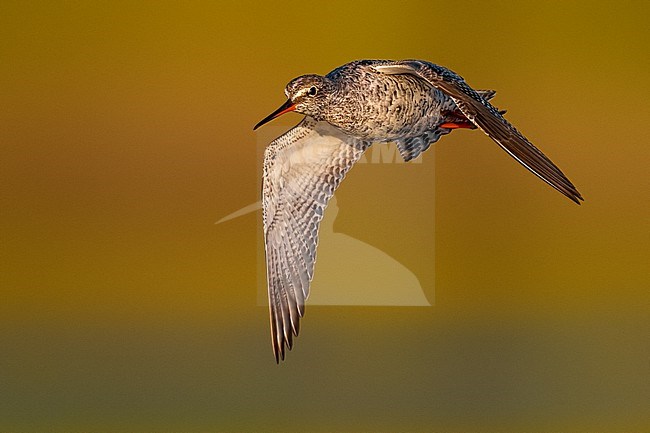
[326, 59, 463, 84]
[325, 59, 393, 80]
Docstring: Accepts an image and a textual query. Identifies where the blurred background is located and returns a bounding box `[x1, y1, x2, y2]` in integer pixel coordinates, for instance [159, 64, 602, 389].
[1, 1, 648, 432]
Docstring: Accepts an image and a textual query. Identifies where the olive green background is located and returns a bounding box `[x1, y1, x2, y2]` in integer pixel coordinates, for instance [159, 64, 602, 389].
[1, 1, 648, 432]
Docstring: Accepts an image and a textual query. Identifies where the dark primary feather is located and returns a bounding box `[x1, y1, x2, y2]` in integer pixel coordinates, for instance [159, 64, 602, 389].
[373, 60, 584, 204]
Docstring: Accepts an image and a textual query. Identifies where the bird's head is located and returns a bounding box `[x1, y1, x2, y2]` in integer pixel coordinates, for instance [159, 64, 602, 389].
[253, 74, 331, 130]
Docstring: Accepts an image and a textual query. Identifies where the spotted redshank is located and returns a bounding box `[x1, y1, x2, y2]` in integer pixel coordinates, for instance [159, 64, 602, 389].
[254, 59, 583, 362]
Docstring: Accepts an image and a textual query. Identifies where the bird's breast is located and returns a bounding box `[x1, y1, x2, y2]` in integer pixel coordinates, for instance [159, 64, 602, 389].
[325, 73, 452, 140]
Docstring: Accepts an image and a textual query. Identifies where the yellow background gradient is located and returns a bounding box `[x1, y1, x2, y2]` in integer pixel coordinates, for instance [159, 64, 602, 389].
[1, 1, 648, 432]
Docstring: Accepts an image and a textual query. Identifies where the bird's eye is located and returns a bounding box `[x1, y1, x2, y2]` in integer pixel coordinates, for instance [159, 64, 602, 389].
[308, 86, 317, 96]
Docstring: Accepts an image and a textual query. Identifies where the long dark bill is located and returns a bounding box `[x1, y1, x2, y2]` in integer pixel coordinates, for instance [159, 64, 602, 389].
[253, 99, 296, 130]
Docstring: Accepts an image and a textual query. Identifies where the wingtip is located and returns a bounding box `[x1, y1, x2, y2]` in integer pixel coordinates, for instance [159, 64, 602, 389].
[272, 331, 298, 364]
[568, 187, 584, 205]
[567, 191, 584, 205]
[272, 345, 285, 364]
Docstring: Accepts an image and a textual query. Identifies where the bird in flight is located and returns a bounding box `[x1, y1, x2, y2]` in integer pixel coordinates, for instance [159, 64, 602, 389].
[253, 59, 583, 362]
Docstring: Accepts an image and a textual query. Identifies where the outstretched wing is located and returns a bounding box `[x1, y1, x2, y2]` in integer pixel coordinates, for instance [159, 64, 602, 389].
[262, 117, 369, 362]
[373, 61, 583, 204]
